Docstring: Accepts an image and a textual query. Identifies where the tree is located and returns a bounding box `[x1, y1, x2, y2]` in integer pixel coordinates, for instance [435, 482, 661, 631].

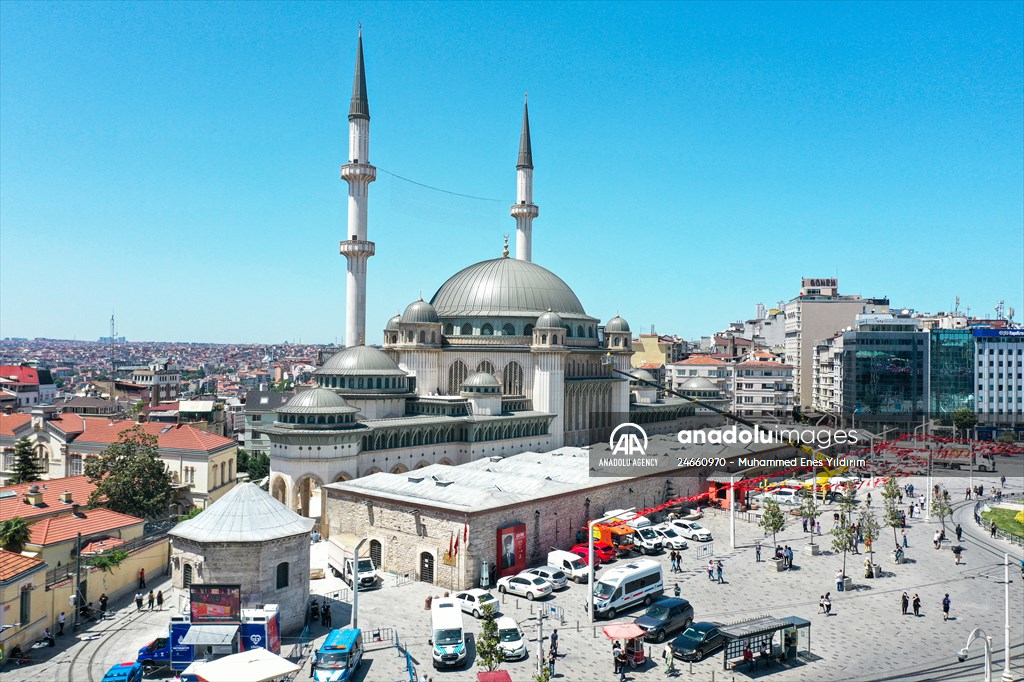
[0, 517, 32, 553]
[236, 448, 269, 481]
[126, 401, 145, 419]
[880, 477, 903, 545]
[180, 507, 203, 521]
[997, 431, 1017, 444]
[759, 498, 786, 548]
[831, 490, 858, 579]
[87, 549, 129, 574]
[11, 436, 43, 484]
[858, 507, 881, 567]
[952, 407, 977, 439]
[931, 493, 953, 526]
[85, 425, 172, 519]
[475, 603, 502, 672]
[799, 494, 820, 545]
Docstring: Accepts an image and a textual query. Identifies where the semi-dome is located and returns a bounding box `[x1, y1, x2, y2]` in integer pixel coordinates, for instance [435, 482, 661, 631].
[536, 310, 564, 328]
[430, 258, 590, 318]
[606, 316, 630, 333]
[278, 388, 353, 414]
[401, 299, 439, 324]
[629, 369, 657, 384]
[462, 372, 501, 389]
[385, 314, 401, 331]
[680, 377, 720, 392]
[317, 345, 407, 376]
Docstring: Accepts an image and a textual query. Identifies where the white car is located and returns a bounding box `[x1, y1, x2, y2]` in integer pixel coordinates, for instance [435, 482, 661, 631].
[522, 566, 568, 590]
[669, 519, 713, 542]
[497, 573, 553, 600]
[453, 589, 499, 618]
[496, 616, 528, 661]
[762, 488, 801, 506]
[651, 524, 689, 550]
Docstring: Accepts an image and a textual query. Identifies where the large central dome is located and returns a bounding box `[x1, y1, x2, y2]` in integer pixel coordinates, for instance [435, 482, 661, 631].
[430, 258, 588, 318]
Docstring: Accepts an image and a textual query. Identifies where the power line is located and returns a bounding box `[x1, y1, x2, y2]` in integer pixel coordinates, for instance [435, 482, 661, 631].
[376, 166, 505, 202]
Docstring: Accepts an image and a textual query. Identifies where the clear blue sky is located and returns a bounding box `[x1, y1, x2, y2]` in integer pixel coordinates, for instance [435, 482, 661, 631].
[2, 1, 1021, 344]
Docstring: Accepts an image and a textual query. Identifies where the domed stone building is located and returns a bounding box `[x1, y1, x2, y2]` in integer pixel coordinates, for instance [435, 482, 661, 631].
[169, 482, 313, 634]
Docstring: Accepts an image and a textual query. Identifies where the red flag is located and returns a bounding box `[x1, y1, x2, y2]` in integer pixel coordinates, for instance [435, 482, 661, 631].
[454, 535, 460, 556]
[463, 522, 468, 544]
[448, 531, 453, 558]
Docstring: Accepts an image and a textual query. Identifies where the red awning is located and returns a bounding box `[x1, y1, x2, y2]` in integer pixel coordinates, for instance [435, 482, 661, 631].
[477, 672, 513, 682]
[601, 623, 646, 640]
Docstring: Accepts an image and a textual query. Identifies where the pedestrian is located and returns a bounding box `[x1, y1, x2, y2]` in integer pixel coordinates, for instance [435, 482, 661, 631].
[902, 530, 909, 548]
[325, 603, 333, 628]
[955, 523, 962, 542]
[716, 560, 724, 584]
[550, 629, 558, 655]
[616, 649, 628, 682]
[900, 511, 906, 528]
[835, 568, 845, 592]
[786, 546, 794, 569]
[99, 593, 109, 617]
[663, 641, 675, 673]
[309, 650, 317, 678]
[1000, 475, 1006, 488]
[58, 612, 66, 635]
[942, 593, 951, 621]
[912, 594, 921, 617]
[901, 592, 909, 615]
[156, 591, 163, 611]
[612, 641, 622, 674]
[321, 602, 328, 627]
[899, 492, 904, 504]
[991, 521, 997, 538]
[965, 487, 971, 500]
[755, 541, 762, 562]
[673, 583, 681, 598]
[824, 593, 832, 615]
[802, 517, 808, 533]
[135, 592, 144, 611]
[138, 567, 146, 589]
[818, 595, 825, 614]
[548, 648, 556, 677]
[933, 530, 942, 549]
[953, 545, 962, 565]
[707, 559, 715, 581]
[909, 503, 915, 519]
[147, 590, 155, 611]
[867, 492, 872, 506]
[815, 521, 822, 535]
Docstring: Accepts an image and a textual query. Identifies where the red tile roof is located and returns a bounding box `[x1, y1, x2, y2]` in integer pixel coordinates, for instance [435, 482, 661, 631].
[0, 366, 39, 385]
[675, 356, 727, 366]
[0, 549, 46, 582]
[49, 412, 86, 435]
[0, 476, 100, 522]
[637, 362, 665, 370]
[63, 418, 234, 452]
[737, 361, 794, 369]
[80, 537, 126, 555]
[0, 413, 32, 437]
[28, 508, 143, 546]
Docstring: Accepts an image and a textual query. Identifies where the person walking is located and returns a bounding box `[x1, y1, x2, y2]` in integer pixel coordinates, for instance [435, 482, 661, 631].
[138, 568, 146, 589]
[902, 530, 909, 548]
[673, 583, 681, 598]
[942, 594, 951, 621]
[58, 612, 66, 635]
[955, 524, 963, 542]
[818, 595, 825, 614]
[909, 503, 915, 519]
[835, 568, 845, 592]
[663, 641, 675, 673]
[616, 648, 628, 682]
[755, 541, 762, 562]
[815, 521, 822, 535]
[134, 592, 144, 612]
[99, 593, 109, 618]
[901, 592, 909, 615]
[933, 530, 942, 549]
[325, 603, 333, 628]
[824, 593, 832, 616]
[613, 641, 622, 674]
[912, 594, 921, 617]
[147, 590, 155, 611]
[716, 560, 724, 584]
[156, 591, 163, 611]
[991, 521, 997, 538]
[309, 649, 317, 678]
[548, 648, 556, 677]
[550, 629, 559, 655]
[707, 560, 715, 581]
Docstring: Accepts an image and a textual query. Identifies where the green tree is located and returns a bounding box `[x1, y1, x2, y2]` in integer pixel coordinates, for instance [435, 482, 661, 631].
[475, 603, 503, 672]
[237, 448, 270, 481]
[858, 507, 881, 567]
[87, 549, 129, 574]
[126, 401, 145, 419]
[880, 477, 903, 545]
[85, 425, 172, 519]
[831, 490, 858, 579]
[0, 517, 32, 553]
[930, 493, 953, 526]
[758, 498, 786, 548]
[180, 507, 203, 521]
[952, 408, 978, 439]
[11, 436, 43, 484]
[799, 494, 820, 546]
[997, 431, 1016, 444]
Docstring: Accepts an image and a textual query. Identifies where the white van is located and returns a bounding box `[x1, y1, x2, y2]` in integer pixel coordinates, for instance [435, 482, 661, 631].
[429, 598, 466, 668]
[632, 526, 664, 554]
[592, 558, 664, 619]
[548, 550, 589, 583]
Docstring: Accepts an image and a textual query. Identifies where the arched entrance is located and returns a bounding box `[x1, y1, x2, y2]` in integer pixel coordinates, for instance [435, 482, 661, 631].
[419, 552, 434, 583]
[271, 476, 287, 504]
[370, 540, 383, 570]
[294, 475, 325, 520]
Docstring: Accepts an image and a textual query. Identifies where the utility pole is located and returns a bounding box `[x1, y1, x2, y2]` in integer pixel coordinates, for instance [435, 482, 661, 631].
[1002, 553, 1014, 682]
[72, 532, 82, 632]
[351, 538, 367, 629]
[536, 606, 545, 677]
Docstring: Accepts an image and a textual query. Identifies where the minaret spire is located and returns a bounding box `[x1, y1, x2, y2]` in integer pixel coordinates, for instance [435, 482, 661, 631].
[339, 28, 377, 346]
[511, 93, 539, 262]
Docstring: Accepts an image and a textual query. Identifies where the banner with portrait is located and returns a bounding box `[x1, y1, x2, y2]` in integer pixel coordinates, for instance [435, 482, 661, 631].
[496, 523, 527, 578]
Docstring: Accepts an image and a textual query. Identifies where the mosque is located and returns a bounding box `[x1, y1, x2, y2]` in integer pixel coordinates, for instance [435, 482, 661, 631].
[267, 33, 721, 525]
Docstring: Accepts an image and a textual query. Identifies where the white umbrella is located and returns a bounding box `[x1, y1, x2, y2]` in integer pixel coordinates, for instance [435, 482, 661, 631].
[187, 647, 300, 682]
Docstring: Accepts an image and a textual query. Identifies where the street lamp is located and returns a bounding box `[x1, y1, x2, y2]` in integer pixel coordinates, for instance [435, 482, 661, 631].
[1000, 553, 1015, 682]
[957, 628, 994, 682]
[588, 507, 634, 624]
[913, 419, 936, 520]
[351, 537, 367, 629]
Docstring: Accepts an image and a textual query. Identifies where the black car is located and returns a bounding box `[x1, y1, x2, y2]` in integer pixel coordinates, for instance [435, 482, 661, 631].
[633, 597, 694, 643]
[670, 621, 726, 661]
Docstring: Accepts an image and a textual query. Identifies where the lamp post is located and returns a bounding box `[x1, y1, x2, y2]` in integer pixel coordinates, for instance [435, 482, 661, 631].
[729, 473, 737, 549]
[588, 508, 634, 624]
[914, 419, 936, 520]
[957, 628, 994, 682]
[1001, 553, 1015, 682]
[351, 537, 367, 629]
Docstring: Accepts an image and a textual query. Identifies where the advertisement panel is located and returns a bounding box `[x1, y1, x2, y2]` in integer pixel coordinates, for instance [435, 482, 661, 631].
[169, 622, 194, 671]
[239, 611, 281, 654]
[496, 523, 527, 578]
[189, 584, 242, 623]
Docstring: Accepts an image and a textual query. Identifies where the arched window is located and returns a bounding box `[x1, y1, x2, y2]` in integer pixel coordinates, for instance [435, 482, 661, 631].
[541, 334, 547, 344]
[183, 563, 193, 588]
[443, 323, 453, 336]
[588, 326, 595, 338]
[564, 325, 572, 337]
[501, 323, 515, 336]
[524, 324, 534, 336]
[481, 323, 494, 336]
[370, 540, 383, 569]
[552, 335, 558, 344]
[577, 325, 584, 338]
[276, 561, 289, 589]
[228, 459, 234, 480]
[477, 360, 495, 376]
[503, 361, 524, 395]
[613, 337, 621, 347]
[431, 331, 436, 343]
[461, 323, 473, 335]
[419, 330, 426, 343]
[220, 462, 226, 485]
[447, 360, 468, 395]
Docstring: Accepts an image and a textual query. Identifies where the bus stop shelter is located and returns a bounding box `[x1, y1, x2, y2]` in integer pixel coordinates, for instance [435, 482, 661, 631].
[718, 615, 811, 672]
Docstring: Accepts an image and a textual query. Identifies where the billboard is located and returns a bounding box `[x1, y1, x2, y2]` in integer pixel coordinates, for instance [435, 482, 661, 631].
[190, 584, 242, 623]
[496, 523, 527, 578]
[240, 611, 281, 654]
[169, 621, 194, 671]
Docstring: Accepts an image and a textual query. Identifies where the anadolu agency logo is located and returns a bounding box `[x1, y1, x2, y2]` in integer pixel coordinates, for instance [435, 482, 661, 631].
[609, 423, 649, 456]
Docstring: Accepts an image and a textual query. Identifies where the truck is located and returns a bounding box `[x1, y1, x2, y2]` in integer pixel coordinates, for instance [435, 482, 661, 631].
[327, 538, 381, 589]
[590, 523, 636, 556]
[137, 605, 280, 672]
[933, 446, 995, 472]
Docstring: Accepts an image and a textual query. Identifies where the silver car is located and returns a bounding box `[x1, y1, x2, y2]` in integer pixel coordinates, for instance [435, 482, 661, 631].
[523, 566, 568, 590]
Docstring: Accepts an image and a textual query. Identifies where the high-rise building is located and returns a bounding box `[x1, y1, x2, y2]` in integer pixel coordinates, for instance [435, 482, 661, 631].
[927, 328, 975, 420]
[973, 328, 1024, 438]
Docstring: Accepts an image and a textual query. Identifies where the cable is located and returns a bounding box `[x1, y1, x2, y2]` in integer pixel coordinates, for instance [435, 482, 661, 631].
[376, 166, 505, 203]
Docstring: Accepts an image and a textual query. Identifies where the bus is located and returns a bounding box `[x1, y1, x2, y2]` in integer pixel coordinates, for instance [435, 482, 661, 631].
[313, 628, 363, 682]
[429, 598, 467, 669]
[592, 559, 664, 619]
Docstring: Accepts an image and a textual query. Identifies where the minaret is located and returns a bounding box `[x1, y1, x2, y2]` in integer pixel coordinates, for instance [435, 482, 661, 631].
[511, 96, 539, 262]
[339, 28, 376, 347]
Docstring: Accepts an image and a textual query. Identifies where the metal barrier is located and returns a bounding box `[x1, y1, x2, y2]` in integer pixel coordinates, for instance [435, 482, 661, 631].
[973, 497, 1024, 547]
[361, 627, 398, 647]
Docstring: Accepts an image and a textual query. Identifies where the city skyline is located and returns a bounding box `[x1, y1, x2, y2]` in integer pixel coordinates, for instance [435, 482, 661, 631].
[2, 2, 1022, 344]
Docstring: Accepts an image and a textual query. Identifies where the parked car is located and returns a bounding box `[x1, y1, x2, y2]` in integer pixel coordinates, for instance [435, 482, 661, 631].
[495, 616, 528, 661]
[670, 622, 726, 661]
[762, 487, 801, 506]
[102, 662, 144, 682]
[497, 573, 553, 600]
[571, 541, 616, 563]
[453, 589, 499, 617]
[651, 524, 688, 550]
[669, 519, 713, 542]
[633, 597, 694, 643]
[523, 566, 568, 590]
[632, 526, 664, 554]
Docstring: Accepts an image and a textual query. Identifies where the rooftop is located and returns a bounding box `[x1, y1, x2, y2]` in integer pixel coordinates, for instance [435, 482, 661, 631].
[170, 482, 314, 543]
[0, 412, 32, 436]
[0, 476, 99, 522]
[0, 549, 46, 583]
[52, 417, 236, 452]
[29, 507, 144, 546]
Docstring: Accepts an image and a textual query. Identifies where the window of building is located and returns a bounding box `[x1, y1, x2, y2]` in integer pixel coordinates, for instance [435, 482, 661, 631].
[481, 323, 494, 336]
[276, 561, 289, 589]
[183, 563, 193, 588]
[461, 323, 473, 335]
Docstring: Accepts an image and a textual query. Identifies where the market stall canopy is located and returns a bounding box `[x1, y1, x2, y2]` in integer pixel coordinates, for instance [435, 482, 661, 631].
[180, 625, 239, 646]
[186, 647, 300, 682]
[601, 623, 646, 640]
[477, 672, 513, 682]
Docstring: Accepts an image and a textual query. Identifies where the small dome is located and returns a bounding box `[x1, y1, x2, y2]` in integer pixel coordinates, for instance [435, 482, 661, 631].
[606, 316, 630, 333]
[317, 345, 407, 376]
[536, 310, 564, 329]
[401, 299, 439, 324]
[462, 372, 501, 389]
[629, 369, 657, 384]
[278, 388, 352, 414]
[385, 314, 401, 331]
[680, 377, 720, 392]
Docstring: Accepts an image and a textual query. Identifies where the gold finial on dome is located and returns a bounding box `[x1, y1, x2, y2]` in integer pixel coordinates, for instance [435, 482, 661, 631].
[502, 234, 510, 258]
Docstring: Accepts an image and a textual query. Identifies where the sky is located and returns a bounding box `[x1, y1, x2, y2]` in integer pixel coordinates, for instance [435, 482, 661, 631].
[1, 1, 1021, 344]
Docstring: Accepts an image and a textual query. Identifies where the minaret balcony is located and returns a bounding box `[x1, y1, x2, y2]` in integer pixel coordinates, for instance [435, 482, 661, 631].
[510, 202, 539, 219]
[339, 240, 376, 258]
[340, 162, 377, 183]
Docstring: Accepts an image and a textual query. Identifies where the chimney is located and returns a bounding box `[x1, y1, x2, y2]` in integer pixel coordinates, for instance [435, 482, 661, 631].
[60, 491, 73, 504]
[72, 503, 84, 518]
[23, 486, 44, 506]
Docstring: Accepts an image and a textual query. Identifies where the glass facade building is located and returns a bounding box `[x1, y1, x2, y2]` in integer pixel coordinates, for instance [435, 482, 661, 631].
[841, 319, 927, 429]
[929, 329, 975, 419]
